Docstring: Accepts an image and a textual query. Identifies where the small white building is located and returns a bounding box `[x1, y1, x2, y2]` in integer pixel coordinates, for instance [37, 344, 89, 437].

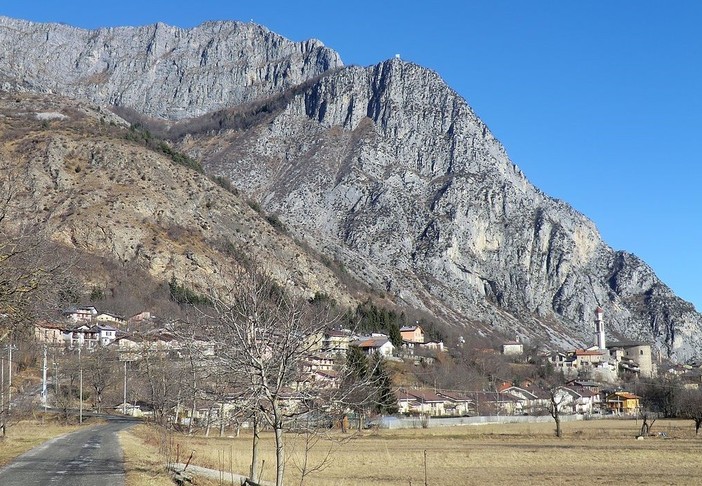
[501, 340, 524, 355]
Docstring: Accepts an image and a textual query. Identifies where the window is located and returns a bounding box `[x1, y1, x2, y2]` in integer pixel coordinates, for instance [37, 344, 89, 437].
[640, 350, 644, 356]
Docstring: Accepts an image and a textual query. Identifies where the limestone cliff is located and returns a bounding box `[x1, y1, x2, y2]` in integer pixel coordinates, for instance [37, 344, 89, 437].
[0, 16, 341, 119]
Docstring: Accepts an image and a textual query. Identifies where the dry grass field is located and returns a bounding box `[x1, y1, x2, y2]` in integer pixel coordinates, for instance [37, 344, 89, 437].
[122, 418, 702, 485]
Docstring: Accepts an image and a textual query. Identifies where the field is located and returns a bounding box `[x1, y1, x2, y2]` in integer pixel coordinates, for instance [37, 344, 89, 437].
[122, 418, 702, 485]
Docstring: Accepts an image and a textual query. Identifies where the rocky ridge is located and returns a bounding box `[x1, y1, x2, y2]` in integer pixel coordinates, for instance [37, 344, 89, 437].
[0, 17, 699, 359]
[0, 16, 341, 119]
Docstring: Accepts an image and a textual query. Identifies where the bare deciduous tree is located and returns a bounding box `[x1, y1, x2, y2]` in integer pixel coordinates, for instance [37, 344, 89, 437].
[83, 346, 118, 413]
[676, 388, 702, 435]
[209, 270, 332, 486]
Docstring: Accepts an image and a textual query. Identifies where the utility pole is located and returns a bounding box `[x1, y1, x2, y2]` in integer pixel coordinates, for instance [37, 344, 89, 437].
[78, 347, 83, 424]
[1, 355, 5, 436]
[41, 345, 47, 407]
[6, 343, 15, 411]
[123, 360, 127, 415]
[41, 345, 47, 423]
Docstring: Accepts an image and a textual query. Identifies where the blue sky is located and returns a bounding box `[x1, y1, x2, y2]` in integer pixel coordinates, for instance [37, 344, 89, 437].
[3, 2, 701, 310]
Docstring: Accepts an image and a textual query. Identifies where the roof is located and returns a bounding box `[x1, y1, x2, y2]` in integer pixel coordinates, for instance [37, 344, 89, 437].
[575, 349, 608, 357]
[90, 324, 118, 331]
[607, 391, 641, 400]
[352, 336, 392, 349]
[399, 389, 446, 403]
[559, 386, 597, 399]
[607, 341, 650, 349]
[473, 391, 519, 403]
[35, 321, 66, 330]
[437, 391, 474, 403]
[325, 329, 351, 337]
[566, 380, 601, 387]
[400, 326, 421, 332]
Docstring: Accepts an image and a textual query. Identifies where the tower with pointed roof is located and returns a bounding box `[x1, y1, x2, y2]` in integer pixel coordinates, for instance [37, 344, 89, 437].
[594, 306, 606, 350]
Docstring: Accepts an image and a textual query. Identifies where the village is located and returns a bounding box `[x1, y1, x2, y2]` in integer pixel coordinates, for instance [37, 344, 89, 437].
[29, 303, 700, 429]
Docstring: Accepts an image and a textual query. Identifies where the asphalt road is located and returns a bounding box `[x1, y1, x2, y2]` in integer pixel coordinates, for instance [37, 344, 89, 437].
[0, 418, 136, 486]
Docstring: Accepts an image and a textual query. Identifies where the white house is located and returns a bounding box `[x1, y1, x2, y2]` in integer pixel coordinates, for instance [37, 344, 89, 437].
[96, 312, 126, 327]
[397, 389, 447, 416]
[501, 340, 524, 355]
[91, 324, 118, 346]
[63, 306, 98, 322]
[351, 335, 395, 357]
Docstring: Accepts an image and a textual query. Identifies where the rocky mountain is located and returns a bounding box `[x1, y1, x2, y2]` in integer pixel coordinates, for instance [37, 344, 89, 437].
[0, 91, 354, 316]
[1, 17, 699, 360]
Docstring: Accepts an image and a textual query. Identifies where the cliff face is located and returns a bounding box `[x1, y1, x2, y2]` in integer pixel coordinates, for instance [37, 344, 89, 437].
[189, 59, 701, 358]
[0, 16, 341, 119]
[1, 17, 699, 359]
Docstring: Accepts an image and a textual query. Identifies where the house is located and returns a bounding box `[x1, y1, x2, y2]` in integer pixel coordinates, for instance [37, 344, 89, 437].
[351, 335, 395, 357]
[500, 385, 550, 415]
[63, 324, 99, 349]
[436, 391, 474, 416]
[63, 306, 98, 322]
[555, 386, 601, 414]
[400, 325, 424, 344]
[397, 389, 448, 416]
[418, 340, 445, 352]
[564, 380, 602, 395]
[301, 354, 336, 373]
[115, 402, 144, 417]
[322, 329, 352, 353]
[472, 391, 520, 416]
[34, 321, 65, 346]
[501, 340, 524, 356]
[546, 351, 577, 371]
[605, 391, 641, 415]
[608, 341, 655, 378]
[574, 348, 609, 368]
[113, 329, 181, 360]
[96, 312, 126, 327]
[311, 369, 339, 388]
[402, 339, 445, 356]
[91, 324, 118, 346]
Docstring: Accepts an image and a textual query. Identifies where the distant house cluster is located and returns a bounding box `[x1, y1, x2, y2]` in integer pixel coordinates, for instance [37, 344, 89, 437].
[502, 307, 657, 380]
[319, 325, 446, 359]
[391, 379, 642, 419]
[35, 306, 122, 349]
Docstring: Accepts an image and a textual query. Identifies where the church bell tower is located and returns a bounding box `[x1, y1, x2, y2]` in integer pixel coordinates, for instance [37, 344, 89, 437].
[594, 306, 606, 350]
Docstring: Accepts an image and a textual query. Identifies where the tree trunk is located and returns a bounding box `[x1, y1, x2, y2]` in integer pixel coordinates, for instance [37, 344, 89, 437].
[555, 415, 562, 438]
[188, 398, 196, 435]
[273, 401, 285, 486]
[205, 406, 212, 437]
[695, 418, 701, 435]
[250, 416, 260, 483]
[219, 402, 225, 437]
[274, 420, 285, 486]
